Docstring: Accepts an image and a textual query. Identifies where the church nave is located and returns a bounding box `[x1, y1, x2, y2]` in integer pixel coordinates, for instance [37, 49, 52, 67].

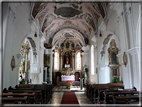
[1, 1, 141, 106]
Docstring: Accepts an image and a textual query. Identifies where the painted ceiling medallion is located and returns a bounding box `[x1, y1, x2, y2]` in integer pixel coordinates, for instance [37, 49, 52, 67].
[64, 21, 72, 24]
[54, 4, 83, 19]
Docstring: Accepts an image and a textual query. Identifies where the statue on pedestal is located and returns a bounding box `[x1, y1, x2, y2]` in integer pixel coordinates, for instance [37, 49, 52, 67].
[66, 68, 69, 75]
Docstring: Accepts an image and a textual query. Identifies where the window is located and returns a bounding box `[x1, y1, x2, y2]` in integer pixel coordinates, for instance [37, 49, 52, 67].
[77, 52, 81, 70]
[91, 45, 94, 75]
[54, 51, 59, 70]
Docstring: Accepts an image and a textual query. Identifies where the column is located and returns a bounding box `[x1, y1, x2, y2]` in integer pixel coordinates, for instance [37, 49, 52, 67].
[82, 52, 89, 84]
[81, 53, 83, 71]
[60, 54, 63, 70]
[127, 47, 140, 91]
[72, 55, 75, 71]
[50, 52, 53, 83]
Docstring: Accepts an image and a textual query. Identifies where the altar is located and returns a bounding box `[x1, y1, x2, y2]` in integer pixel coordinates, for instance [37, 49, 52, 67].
[61, 75, 75, 81]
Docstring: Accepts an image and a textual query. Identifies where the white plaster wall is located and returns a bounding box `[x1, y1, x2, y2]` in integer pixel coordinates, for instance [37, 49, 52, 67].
[98, 66, 111, 84]
[3, 3, 31, 89]
[96, 3, 141, 90]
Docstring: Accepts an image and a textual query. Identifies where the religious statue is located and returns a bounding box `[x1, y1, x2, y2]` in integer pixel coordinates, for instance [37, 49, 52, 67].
[66, 57, 69, 64]
[66, 68, 69, 75]
[66, 41, 70, 48]
[19, 59, 25, 74]
[65, 52, 70, 65]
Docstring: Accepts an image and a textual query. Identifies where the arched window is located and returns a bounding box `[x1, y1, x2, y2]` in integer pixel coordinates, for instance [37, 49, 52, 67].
[54, 51, 59, 70]
[91, 45, 94, 75]
[77, 52, 81, 70]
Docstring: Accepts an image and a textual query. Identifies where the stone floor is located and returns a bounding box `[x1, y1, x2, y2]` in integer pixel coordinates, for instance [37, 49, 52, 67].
[48, 91, 92, 105]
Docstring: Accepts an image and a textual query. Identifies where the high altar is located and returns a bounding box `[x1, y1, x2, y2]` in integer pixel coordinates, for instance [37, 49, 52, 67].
[54, 38, 82, 82]
[60, 39, 75, 81]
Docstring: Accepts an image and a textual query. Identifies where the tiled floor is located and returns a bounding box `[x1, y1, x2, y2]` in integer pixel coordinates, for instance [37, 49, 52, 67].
[48, 91, 92, 105]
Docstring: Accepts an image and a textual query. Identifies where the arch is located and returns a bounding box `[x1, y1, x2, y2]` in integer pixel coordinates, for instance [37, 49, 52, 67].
[99, 30, 121, 60]
[52, 28, 86, 47]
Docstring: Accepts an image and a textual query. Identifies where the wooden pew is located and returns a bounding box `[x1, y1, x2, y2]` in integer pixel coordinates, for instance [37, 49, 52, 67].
[10, 86, 45, 104]
[17, 84, 53, 103]
[3, 89, 42, 104]
[105, 91, 140, 104]
[102, 89, 136, 104]
[2, 97, 29, 104]
[2, 93, 36, 104]
[87, 83, 124, 104]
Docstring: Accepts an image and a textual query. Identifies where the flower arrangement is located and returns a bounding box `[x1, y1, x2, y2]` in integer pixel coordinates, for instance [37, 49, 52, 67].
[113, 76, 123, 83]
[62, 72, 66, 75]
[70, 73, 74, 75]
[66, 80, 73, 89]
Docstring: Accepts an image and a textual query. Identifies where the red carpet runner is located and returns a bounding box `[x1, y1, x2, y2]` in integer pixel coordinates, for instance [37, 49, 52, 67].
[61, 92, 79, 104]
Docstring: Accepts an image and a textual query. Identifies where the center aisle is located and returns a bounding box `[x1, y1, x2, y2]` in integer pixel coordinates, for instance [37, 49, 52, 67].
[61, 92, 79, 104]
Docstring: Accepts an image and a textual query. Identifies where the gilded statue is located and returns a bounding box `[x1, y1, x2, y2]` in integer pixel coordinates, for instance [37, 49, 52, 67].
[20, 59, 25, 74]
[66, 57, 69, 64]
[66, 68, 69, 75]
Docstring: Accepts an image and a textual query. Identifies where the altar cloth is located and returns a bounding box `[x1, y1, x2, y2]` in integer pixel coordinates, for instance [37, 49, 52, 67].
[61, 75, 75, 81]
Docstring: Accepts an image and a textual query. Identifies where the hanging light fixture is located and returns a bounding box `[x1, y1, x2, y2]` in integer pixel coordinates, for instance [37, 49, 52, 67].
[99, 31, 102, 37]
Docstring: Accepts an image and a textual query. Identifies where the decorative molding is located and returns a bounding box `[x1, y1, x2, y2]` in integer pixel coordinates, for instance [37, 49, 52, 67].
[108, 39, 120, 67]
[123, 52, 127, 67]
[127, 47, 140, 56]
[8, 7, 16, 23]
[11, 56, 16, 71]
[117, 12, 124, 24]
[100, 34, 112, 58]
[125, 7, 131, 19]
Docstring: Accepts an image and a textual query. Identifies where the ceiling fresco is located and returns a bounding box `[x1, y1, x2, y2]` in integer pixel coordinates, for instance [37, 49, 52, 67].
[32, 3, 47, 18]
[85, 13, 96, 32]
[31, 2, 108, 48]
[54, 7, 83, 18]
[42, 14, 54, 32]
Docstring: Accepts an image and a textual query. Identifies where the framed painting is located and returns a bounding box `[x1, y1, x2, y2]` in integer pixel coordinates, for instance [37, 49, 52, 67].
[123, 52, 127, 67]
[112, 68, 118, 77]
[11, 56, 15, 71]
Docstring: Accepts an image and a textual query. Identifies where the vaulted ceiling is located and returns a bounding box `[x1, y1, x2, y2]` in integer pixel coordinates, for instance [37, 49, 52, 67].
[31, 2, 108, 48]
